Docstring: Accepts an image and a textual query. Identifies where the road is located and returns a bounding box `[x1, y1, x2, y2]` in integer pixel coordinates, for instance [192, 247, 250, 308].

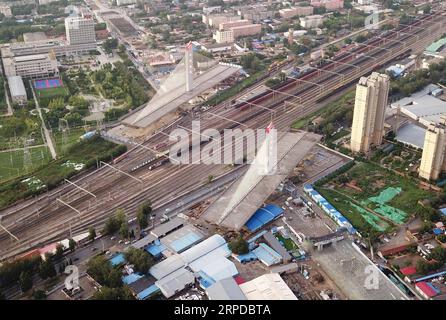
[29, 82, 57, 160]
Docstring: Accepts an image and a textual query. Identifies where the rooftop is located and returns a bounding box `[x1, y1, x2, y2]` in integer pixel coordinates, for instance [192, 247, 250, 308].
[239, 273, 297, 300]
[7, 76, 26, 98]
[206, 277, 246, 300]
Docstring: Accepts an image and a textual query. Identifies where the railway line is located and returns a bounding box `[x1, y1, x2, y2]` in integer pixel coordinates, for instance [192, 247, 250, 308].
[0, 12, 445, 260]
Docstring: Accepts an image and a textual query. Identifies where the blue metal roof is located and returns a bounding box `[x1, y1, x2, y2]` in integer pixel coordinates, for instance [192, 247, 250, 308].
[253, 243, 282, 266]
[146, 240, 166, 257]
[136, 284, 160, 300]
[439, 208, 446, 216]
[245, 204, 284, 232]
[415, 270, 446, 283]
[122, 273, 143, 285]
[170, 232, 203, 253]
[110, 253, 125, 266]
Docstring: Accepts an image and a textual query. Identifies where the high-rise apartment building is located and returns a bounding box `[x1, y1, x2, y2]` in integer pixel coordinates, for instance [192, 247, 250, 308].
[350, 72, 390, 153]
[419, 119, 446, 181]
[65, 16, 96, 46]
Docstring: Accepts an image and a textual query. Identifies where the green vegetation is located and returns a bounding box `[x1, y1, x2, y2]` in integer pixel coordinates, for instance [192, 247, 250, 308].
[137, 201, 152, 229]
[87, 255, 135, 300]
[124, 248, 154, 274]
[275, 233, 298, 251]
[315, 161, 439, 235]
[35, 86, 68, 100]
[91, 62, 151, 108]
[0, 76, 7, 112]
[416, 246, 446, 275]
[0, 255, 42, 290]
[228, 236, 249, 255]
[0, 136, 127, 210]
[391, 59, 446, 97]
[104, 208, 128, 236]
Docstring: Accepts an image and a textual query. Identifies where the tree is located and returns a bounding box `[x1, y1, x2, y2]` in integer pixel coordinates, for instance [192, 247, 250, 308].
[92, 286, 134, 300]
[33, 290, 47, 300]
[54, 244, 65, 260]
[137, 201, 152, 229]
[39, 259, 57, 280]
[228, 236, 249, 255]
[88, 227, 97, 241]
[119, 222, 129, 239]
[68, 239, 76, 252]
[124, 247, 154, 274]
[19, 271, 33, 292]
[87, 255, 123, 288]
[437, 234, 446, 243]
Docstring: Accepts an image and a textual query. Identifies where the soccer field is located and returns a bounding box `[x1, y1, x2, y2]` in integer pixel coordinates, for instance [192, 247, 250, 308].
[0, 146, 51, 182]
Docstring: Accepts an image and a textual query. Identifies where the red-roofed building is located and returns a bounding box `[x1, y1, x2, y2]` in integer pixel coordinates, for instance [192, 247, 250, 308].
[415, 281, 439, 299]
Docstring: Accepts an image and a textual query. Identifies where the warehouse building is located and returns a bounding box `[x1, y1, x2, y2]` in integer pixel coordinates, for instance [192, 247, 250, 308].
[239, 273, 297, 300]
[206, 278, 246, 300]
[7, 75, 27, 105]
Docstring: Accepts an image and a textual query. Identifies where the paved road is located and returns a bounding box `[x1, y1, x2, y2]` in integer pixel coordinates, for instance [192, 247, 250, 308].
[30, 82, 57, 160]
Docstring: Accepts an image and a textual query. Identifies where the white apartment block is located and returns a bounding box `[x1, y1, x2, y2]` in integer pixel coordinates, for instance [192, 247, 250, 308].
[213, 29, 234, 44]
[0, 4, 12, 17]
[3, 53, 59, 79]
[65, 16, 96, 46]
[300, 15, 325, 29]
[350, 72, 390, 153]
[279, 6, 314, 19]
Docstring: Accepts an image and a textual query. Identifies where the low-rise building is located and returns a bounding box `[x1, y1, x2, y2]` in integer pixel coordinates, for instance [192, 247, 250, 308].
[0, 4, 12, 17]
[311, 0, 344, 10]
[116, 0, 136, 6]
[300, 15, 325, 29]
[239, 273, 297, 300]
[231, 24, 262, 38]
[219, 19, 251, 31]
[279, 6, 314, 19]
[7, 75, 27, 105]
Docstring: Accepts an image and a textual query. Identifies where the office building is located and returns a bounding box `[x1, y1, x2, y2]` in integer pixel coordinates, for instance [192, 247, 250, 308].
[65, 16, 96, 46]
[350, 72, 390, 153]
[3, 52, 58, 79]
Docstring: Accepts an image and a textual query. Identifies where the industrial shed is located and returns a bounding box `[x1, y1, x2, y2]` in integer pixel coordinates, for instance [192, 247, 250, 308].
[244, 204, 284, 232]
[160, 224, 204, 253]
[180, 234, 226, 264]
[150, 217, 185, 238]
[252, 243, 282, 267]
[239, 273, 297, 300]
[155, 267, 195, 299]
[206, 277, 246, 300]
[149, 254, 185, 280]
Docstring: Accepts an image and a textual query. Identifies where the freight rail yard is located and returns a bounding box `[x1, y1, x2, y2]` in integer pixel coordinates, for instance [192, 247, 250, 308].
[0, 11, 445, 264]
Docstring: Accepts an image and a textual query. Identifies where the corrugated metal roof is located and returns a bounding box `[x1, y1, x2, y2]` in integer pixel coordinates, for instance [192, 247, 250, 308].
[7, 76, 26, 98]
[155, 267, 195, 298]
[206, 277, 246, 300]
[262, 232, 292, 261]
[150, 217, 185, 238]
[253, 243, 282, 266]
[180, 234, 226, 264]
[149, 254, 185, 280]
[239, 273, 297, 300]
[131, 234, 157, 250]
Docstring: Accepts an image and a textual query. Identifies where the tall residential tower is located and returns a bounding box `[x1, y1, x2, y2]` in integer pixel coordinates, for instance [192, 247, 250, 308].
[419, 117, 446, 181]
[350, 72, 390, 153]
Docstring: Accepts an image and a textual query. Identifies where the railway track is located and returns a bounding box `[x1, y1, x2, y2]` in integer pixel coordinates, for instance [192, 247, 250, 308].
[0, 12, 444, 260]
